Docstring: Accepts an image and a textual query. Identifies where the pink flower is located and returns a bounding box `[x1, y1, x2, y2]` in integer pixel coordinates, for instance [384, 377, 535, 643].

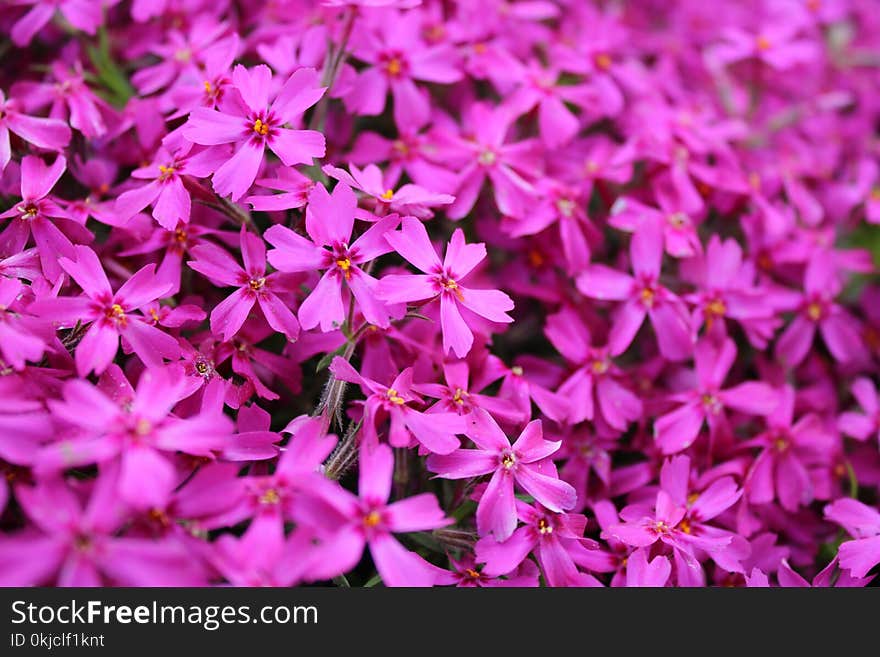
[474, 500, 601, 587]
[0, 154, 85, 282]
[0, 277, 49, 370]
[37, 366, 233, 510]
[323, 163, 455, 219]
[427, 409, 576, 541]
[265, 182, 399, 331]
[329, 357, 465, 454]
[114, 146, 196, 229]
[576, 220, 693, 360]
[188, 227, 300, 342]
[182, 65, 326, 200]
[30, 245, 180, 376]
[775, 250, 868, 367]
[377, 217, 514, 358]
[544, 306, 643, 430]
[10, 0, 103, 46]
[654, 337, 779, 454]
[743, 386, 835, 511]
[343, 10, 461, 127]
[838, 378, 880, 447]
[0, 469, 206, 586]
[296, 443, 451, 587]
[824, 499, 880, 579]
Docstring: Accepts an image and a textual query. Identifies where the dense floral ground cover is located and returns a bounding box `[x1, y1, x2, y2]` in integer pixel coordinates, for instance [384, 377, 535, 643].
[0, 0, 879, 587]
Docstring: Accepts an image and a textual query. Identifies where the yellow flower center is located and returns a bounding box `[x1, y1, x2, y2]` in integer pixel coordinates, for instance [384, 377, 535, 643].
[511, 365, 523, 376]
[640, 287, 656, 308]
[537, 518, 553, 534]
[106, 303, 127, 326]
[452, 388, 467, 405]
[464, 568, 481, 580]
[380, 189, 394, 201]
[386, 58, 403, 77]
[259, 488, 281, 505]
[363, 510, 382, 527]
[679, 518, 692, 534]
[501, 453, 516, 469]
[591, 358, 609, 375]
[336, 257, 352, 279]
[203, 80, 213, 93]
[252, 118, 269, 136]
[158, 164, 175, 181]
[806, 302, 823, 321]
[595, 52, 612, 71]
[249, 277, 266, 291]
[386, 388, 405, 405]
[756, 35, 772, 51]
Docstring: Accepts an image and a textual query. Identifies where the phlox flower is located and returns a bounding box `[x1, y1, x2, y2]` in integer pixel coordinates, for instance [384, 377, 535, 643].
[0, 468, 206, 586]
[824, 499, 880, 579]
[329, 357, 465, 454]
[36, 366, 233, 510]
[376, 217, 514, 358]
[265, 182, 399, 331]
[654, 337, 779, 454]
[296, 443, 451, 587]
[0, 154, 87, 282]
[182, 65, 326, 200]
[576, 220, 693, 361]
[188, 227, 300, 342]
[427, 409, 576, 541]
[475, 500, 602, 587]
[30, 245, 180, 376]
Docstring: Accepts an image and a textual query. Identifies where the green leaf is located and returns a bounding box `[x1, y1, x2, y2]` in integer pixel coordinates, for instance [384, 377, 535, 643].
[363, 573, 383, 587]
[316, 344, 348, 372]
[85, 26, 134, 107]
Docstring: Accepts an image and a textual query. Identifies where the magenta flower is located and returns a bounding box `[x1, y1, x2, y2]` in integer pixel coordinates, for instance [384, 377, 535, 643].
[475, 500, 601, 587]
[37, 366, 233, 510]
[0, 469, 205, 586]
[330, 357, 465, 454]
[296, 443, 451, 587]
[439, 102, 539, 220]
[414, 358, 525, 424]
[776, 250, 868, 368]
[838, 378, 880, 447]
[682, 235, 780, 348]
[576, 220, 693, 360]
[323, 163, 455, 219]
[343, 11, 462, 127]
[654, 337, 779, 454]
[188, 228, 300, 342]
[377, 217, 514, 357]
[0, 277, 48, 370]
[0, 154, 84, 282]
[427, 409, 576, 541]
[10, 0, 103, 46]
[115, 146, 196, 229]
[12, 61, 108, 138]
[265, 182, 399, 331]
[824, 499, 880, 579]
[182, 65, 326, 200]
[544, 306, 642, 430]
[30, 245, 180, 376]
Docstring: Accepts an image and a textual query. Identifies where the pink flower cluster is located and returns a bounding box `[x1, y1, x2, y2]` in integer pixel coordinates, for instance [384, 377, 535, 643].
[1, 0, 880, 588]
